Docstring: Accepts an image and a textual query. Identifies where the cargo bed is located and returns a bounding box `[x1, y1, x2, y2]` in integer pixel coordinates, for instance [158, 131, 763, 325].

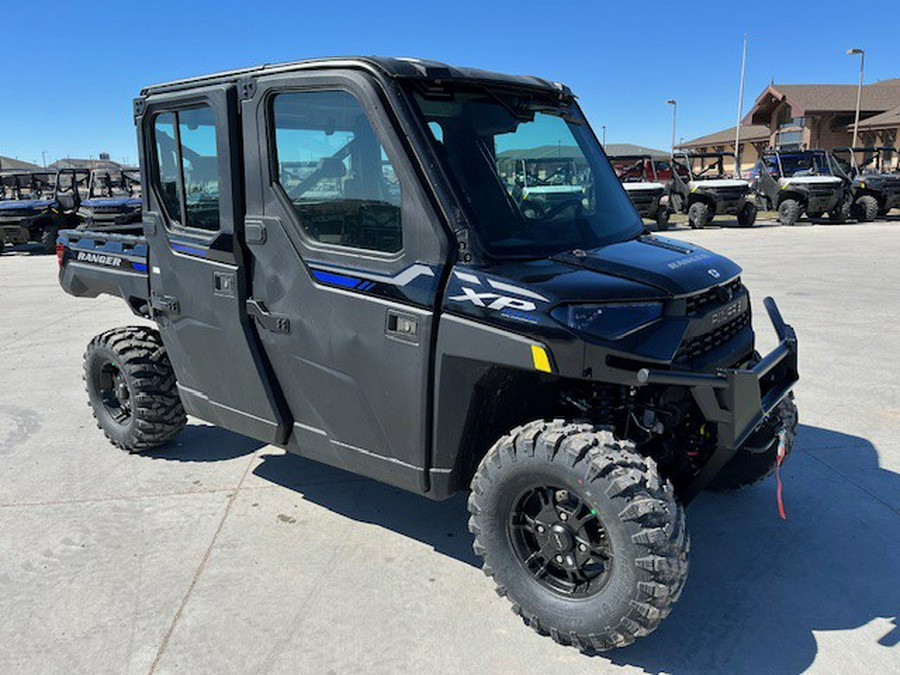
[57, 228, 150, 315]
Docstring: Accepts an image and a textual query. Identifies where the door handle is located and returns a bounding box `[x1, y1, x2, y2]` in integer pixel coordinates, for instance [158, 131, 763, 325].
[246, 299, 291, 334]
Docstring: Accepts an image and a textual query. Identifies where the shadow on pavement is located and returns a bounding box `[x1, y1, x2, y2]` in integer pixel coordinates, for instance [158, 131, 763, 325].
[145, 424, 266, 462]
[608, 423, 899, 673]
[163, 422, 898, 671]
[253, 451, 479, 566]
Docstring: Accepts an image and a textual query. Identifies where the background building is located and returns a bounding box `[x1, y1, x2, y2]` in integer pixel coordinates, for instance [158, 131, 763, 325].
[679, 78, 900, 169]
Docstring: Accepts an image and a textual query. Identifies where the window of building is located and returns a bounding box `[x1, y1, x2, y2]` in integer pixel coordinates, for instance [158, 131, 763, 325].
[152, 106, 220, 232]
[271, 90, 402, 254]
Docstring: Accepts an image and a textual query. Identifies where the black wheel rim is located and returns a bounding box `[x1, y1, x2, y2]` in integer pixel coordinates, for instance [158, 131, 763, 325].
[507, 485, 612, 598]
[97, 360, 132, 426]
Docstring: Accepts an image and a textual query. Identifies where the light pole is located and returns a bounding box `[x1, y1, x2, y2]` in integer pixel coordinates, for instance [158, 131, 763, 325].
[847, 48, 865, 148]
[666, 100, 677, 156]
[601, 125, 606, 146]
[41, 150, 48, 168]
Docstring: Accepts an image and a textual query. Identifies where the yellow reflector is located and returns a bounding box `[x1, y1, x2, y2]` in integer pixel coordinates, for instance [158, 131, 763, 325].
[531, 345, 552, 373]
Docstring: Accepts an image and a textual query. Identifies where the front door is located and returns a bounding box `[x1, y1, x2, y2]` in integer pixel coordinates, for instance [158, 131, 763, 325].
[241, 71, 449, 492]
[139, 86, 286, 443]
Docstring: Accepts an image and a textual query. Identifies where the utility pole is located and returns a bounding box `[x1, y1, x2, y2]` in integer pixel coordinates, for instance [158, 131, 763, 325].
[734, 33, 749, 177]
[666, 100, 677, 157]
[847, 48, 865, 148]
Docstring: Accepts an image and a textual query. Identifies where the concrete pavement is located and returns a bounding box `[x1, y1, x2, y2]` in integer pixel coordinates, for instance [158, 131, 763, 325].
[0, 220, 898, 674]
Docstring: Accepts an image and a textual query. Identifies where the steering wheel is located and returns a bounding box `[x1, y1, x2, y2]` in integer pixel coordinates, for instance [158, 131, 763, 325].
[534, 197, 584, 221]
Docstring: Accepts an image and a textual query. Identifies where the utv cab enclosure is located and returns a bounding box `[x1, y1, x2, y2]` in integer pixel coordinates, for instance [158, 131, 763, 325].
[669, 152, 756, 229]
[57, 56, 798, 653]
[77, 167, 142, 229]
[751, 149, 850, 226]
[832, 146, 900, 221]
[608, 154, 670, 230]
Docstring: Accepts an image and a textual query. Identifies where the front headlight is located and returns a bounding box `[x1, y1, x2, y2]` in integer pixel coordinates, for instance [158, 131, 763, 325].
[551, 302, 664, 340]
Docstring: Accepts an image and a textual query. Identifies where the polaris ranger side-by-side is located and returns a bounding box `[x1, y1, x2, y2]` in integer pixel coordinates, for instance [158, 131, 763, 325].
[57, 57, 798, 653]
[77, 167, 143, 229]
[609, 154, 670, 230]
[0, 170, 83, 253]
[751, 149, 851, 226]
[669, 152, 757, 229]
[832, 146, 900, 221]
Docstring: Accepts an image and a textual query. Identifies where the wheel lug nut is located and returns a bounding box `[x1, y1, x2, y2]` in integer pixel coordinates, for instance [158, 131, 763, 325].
[559, 512, 568, 521]
[555, 555, 564, 563]
[579, 543, 587, 552]
[536, 525, 545, 534]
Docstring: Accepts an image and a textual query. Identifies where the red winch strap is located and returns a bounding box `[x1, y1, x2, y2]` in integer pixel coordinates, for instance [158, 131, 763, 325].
[775, 430, 787, 520]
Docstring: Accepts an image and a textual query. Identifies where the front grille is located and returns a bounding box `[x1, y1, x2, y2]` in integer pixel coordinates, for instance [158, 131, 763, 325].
[684, 278, 743, 315]
[0, 209, 32, 218]
[674, 310, 750, 364]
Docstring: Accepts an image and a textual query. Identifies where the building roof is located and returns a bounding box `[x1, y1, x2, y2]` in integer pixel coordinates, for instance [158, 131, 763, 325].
[48, 158, 121, 170]
[604, 143, 669, 158]
[746, 79, 900, 123]
[0, 156, 41, 171]
[677, 125, 770, 149]
[852, 104, 900, 131]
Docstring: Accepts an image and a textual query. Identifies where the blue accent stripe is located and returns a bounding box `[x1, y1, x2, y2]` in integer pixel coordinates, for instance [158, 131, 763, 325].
[171, 243, 207, 257]
[311, 269, 361, 288]
[132, 262, 148, 272]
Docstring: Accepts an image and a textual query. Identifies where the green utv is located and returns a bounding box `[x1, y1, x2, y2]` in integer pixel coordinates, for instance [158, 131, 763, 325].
[669, 152, 757, 229]
[832, 146, 900, 221]
[57, 57, 798, 653]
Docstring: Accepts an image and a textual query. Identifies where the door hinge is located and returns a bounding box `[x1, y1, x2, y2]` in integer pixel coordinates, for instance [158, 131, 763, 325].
[246, 299, 290, 334]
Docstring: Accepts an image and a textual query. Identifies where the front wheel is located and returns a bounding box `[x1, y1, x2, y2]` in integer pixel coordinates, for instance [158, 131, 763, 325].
[39, 225, 59, 254]
[737, 202, 757, 228]
[851, 195, 878, 222]
[84, 326, 186, 452]
[778, 198, 801, 226]
[468, 420, 689, 651]
[688, 201, 711, 229]
[655, 206, 671, 231]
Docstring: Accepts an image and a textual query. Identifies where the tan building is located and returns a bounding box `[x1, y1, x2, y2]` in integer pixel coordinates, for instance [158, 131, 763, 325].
[675, 125, 769, 171]
[679, 78, 900, 169]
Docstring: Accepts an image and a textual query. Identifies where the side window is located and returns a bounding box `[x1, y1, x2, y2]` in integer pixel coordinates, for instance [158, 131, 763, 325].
[152, 106, 220, 232]
[272, 90, 402, 254]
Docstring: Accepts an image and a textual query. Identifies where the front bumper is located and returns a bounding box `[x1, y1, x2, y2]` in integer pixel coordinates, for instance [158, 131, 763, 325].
[635, 297, 798, 502]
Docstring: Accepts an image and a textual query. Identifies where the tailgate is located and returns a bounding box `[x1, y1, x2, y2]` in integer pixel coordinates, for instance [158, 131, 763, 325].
[57, 229, 150, 311]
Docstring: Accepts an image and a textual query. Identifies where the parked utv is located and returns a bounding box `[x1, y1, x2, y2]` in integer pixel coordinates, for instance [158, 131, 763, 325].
[669, 152, 757, 228]
[609, 154, 670, 230]
[832, 146, 900, 221]
[57, 57, 798, 653]
[0, 171, 64, 252]
[751, 149, 851, 226]
[505, 155, 587, 220]
[77, 168, 143, 229]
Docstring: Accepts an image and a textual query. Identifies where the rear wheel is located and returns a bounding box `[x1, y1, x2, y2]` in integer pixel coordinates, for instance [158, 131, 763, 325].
[655, 206, 670, 231]
[737, 202, 757, 227]
[706, 395, 798, 492]
[688, 202, 711, 229]
[777, 199, 801, 226]
[829, 199, 851, 223]
[468, 420, 689, 651]
[84, 326, 186, 452]
[852, 195, 879, 222]
[39, 225, 59, 254]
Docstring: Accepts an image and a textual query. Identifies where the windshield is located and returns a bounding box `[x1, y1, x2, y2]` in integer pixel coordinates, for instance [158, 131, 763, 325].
[407, 84, 642, 258]
[769, 152, 833, 178]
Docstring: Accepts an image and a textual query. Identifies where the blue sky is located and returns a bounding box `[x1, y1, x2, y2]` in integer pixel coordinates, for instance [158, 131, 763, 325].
[1, 0, 897, 166]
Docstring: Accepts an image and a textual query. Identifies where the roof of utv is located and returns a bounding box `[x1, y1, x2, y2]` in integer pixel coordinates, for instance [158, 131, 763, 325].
[141, 56, 570, 97]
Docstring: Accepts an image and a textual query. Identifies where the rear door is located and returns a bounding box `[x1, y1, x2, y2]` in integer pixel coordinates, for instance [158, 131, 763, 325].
[240, 70, 449, 492]
[138, 85, 286, 443]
